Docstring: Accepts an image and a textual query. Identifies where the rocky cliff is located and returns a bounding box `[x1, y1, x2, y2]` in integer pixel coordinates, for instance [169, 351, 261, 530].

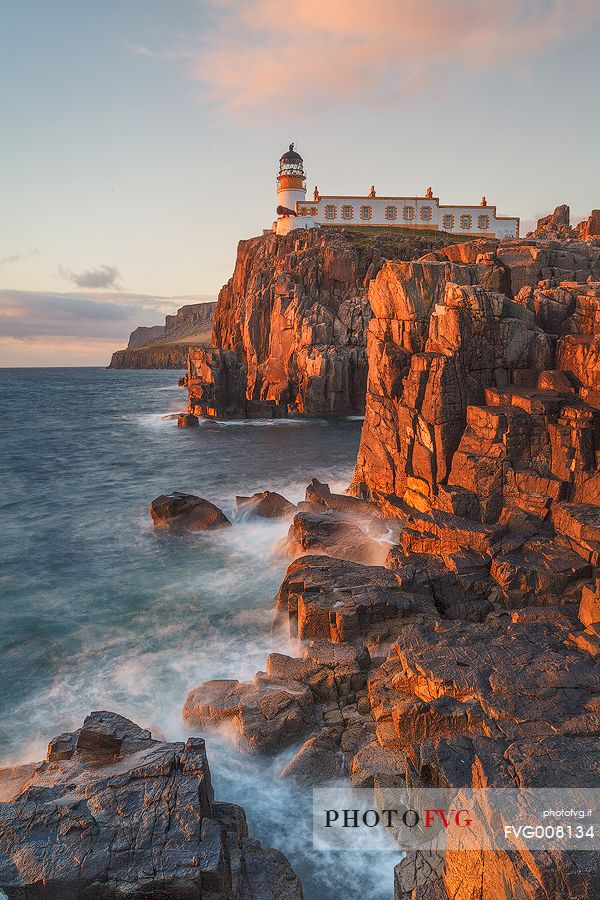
[127, 324, 166, 347]
[180, 227, 600, 899]
[109, 300, 216, 369]
[188, 228, 468, 418]
[351, 237, 600, 520]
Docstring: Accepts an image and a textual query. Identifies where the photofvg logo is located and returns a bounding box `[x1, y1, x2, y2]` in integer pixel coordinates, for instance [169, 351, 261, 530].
[313, 787, 600, 853]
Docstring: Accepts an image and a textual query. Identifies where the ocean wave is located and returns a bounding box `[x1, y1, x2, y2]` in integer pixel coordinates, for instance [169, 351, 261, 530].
[215, 417, 329, 427]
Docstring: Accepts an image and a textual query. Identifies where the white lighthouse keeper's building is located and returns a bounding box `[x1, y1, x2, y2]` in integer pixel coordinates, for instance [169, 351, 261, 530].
[272, 145, 519, 239]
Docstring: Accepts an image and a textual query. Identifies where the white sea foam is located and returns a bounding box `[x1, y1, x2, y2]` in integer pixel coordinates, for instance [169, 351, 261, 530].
[1, 370, 367, 898]
[216, 417, 329, 427]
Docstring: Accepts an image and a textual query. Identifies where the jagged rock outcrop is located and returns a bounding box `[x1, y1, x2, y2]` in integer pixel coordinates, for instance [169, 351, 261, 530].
[189, 228, 470, 418]
[337, 235, 600, 897]
[351, 241, 600, 527]
[578, 209, 600, 241]
[527, 205, 600, 244]
[529, 204, 576, 240]
[0, 711, 303, 899]
[109, 301, 216, 369]
[383, 614, 600, 900]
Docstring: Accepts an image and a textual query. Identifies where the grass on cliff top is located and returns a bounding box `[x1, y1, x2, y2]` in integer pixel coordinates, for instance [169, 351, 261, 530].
[139, 329, 212, 349]
[321, 224, 471, 247]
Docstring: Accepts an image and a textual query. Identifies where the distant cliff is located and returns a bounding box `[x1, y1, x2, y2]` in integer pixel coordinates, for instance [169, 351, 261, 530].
[109, 301, 216, 369]
[188, 226, 465, 417]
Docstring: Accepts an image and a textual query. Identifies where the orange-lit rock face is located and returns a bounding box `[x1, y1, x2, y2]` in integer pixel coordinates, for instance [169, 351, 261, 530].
[201, 228, 468, 417]
[351, 239, 600, 528]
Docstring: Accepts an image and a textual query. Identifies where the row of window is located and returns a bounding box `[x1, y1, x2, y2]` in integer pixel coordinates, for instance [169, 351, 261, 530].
[321, 205, 490, 230]
[443, 213, 490, 231]
[324, 204, 434, 222]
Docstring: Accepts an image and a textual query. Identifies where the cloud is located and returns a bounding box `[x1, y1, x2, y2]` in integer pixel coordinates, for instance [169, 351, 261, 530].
[1, 248, 40, 266]
[58, 263, 121, 290]
[136, 0, 600, 116]
[0, 289, 217, 365]
[0, 289, 216, 342]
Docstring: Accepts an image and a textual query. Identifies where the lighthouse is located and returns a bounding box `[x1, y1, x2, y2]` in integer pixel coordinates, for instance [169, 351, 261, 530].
[275, 144, 319, 236]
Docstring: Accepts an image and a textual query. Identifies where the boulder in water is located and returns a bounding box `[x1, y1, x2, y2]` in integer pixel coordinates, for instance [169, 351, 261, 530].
[177, 412, 199, 427]
[150, 492, 231, 530]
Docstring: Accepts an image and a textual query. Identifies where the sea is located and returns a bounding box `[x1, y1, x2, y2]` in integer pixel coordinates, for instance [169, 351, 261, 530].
[0, 367, 399, 899]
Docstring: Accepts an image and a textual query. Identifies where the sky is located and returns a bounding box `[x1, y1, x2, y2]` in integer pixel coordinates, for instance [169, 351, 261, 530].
[1, 0, 599, 366]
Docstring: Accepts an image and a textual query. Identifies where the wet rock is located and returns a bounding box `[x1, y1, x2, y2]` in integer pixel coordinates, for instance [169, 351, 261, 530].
[305, 477, 377, 518]
[279, 728, 347, 786]
[239, 840, 304, 899]
[182, 676, 316, 755]
[150, 492, 231, 531]
[234, 490, 297, 519]
[0, 711, 303, 899]
[283, 508, 389, 565]
[177, 412, 199, 427]
[188, 347, 248, 419]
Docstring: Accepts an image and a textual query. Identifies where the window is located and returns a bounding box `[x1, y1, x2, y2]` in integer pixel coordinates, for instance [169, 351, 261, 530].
[342, 205, 353, 220]
[478, 215, 490, 230]
[403, 206, 415, 220]
[420, 206, 432, 221]
[298, 207, 307, 215]
[360, 205, 372, 220]
[385, 206, 397, 220]
[460, 214, 472, 230]
[442, 214, 454, 230]
[325, 205, 336, 220]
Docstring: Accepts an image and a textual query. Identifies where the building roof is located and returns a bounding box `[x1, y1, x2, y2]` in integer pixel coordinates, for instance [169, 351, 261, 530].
[280, 143, 302, 162]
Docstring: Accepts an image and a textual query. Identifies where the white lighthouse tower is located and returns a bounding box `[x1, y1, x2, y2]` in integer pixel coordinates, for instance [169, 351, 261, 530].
[274, 144, 319, 236]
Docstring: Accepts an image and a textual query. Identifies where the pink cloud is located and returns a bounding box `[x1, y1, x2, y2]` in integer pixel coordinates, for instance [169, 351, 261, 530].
[183, 0, 600, 116]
